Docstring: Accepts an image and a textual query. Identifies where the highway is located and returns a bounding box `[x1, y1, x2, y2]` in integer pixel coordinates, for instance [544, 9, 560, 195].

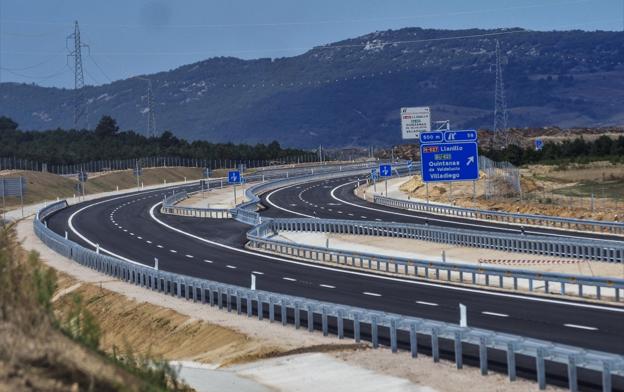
[44, 176, 624, 358]
[261, 175, 624, 241]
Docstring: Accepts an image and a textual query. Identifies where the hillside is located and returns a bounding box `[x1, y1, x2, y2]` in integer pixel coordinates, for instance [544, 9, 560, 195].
[1, 27, 623, 147]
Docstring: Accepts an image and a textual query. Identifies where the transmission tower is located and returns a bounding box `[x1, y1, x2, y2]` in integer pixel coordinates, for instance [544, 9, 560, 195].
[493, 39, 510, 147]
[137, 77, 156, 137]
[67, 21, 89, 129]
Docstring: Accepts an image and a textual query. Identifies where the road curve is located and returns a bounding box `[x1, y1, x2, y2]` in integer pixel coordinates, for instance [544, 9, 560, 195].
[44, 181, 624, 356]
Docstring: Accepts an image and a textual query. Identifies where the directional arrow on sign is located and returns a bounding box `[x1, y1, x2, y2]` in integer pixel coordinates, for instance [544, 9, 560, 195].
[466, 156, 475, 166]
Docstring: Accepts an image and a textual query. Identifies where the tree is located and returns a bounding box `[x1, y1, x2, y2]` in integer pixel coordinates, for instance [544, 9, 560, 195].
[94, 115, 119, 138]
[0, 116, 18, 131]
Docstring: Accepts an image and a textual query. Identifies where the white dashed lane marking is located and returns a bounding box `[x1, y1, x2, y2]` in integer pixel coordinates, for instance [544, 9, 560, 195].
[203, 259, 213, 264]
[170, 249, 177, 253]
[252, 271, 264, 275]
[416, 301, 438, 306]
[226, 265, 237, 269]
[283, 277, 297, 282]
[185, 254, 194, 258]
[320, 284, 335, 289]
[481, 311, 509, 318]
[157, 245, 163, 248]
[363, 291, 382, 297]
[564, 324, 598, 331]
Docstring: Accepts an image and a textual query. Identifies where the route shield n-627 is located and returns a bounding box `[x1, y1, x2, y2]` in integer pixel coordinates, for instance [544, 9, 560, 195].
[420, 142, 479, 182]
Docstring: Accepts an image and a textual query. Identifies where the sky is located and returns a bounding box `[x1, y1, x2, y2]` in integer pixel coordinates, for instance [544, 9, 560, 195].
[0, 0, 622, 88]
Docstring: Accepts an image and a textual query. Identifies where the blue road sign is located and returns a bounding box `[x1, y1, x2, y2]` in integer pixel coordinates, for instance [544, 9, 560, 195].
[407, 160, 414, 169]
[228, 170, 241, 184]
[370, 168, 378, 179]
[420, 142, 479, 183]
[379, 164, 392, 177]
[419, 131, 444, 144]
[535, 139, 544, 151]
[444, 130, 477, 143]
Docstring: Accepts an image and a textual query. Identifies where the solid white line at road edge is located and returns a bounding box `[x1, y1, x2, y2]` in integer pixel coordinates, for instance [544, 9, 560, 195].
[146, 201, 624, 313]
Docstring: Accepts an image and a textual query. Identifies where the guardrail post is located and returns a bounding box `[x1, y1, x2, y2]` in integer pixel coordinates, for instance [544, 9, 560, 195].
[209, 287, 215, 306]
[602, 361, 612, 392]
[258, 297, 264, 320]
[294, 302, 301, 329]
[176, 280, 181, 298]
[371, 316, 379, 348]
[280, 299, 287, 326]
[454, 331, 463, 369]
[354, 313, 361, 342]
[226, 289, 232, 311]
[236, 290, 243, 315]
[507, 342, 516, 381]
[390, 319, 398, 353]
[410, 323, 418, 357]
[322, 307, 328, 336]
[567, 355, 578, 392]
[246, 294, 252, 317]
[479, 336, 488, 375]
[269, 297, 275, 322]
[217, 287, 223, 310]
[337, 310, 344, 339]
[536, 348, 546, 390]
[431, 328, 439, 362]
[307, 305, 314, 332]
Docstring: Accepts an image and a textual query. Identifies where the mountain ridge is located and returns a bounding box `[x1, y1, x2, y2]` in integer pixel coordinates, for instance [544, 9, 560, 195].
[1, 27, 623, 147]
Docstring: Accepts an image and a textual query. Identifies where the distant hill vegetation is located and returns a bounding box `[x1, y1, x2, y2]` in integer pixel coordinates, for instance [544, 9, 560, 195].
[1, 27, 623, 147]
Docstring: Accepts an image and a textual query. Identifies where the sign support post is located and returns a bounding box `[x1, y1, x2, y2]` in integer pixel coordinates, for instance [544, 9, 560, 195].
[20, 177, 24, 217]
[426, 183, 429, 204]
[1, 179, 6, 223]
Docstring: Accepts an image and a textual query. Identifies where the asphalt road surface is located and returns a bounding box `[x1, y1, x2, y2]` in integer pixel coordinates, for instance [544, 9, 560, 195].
[44, 180, 624, 354]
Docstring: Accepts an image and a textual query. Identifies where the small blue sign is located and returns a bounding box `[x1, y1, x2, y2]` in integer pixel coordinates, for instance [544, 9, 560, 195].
[535, 139, 544, 151]
[444, 130, 477, 143]
[420, 142, 479, 183]
[419, 131, 444, 144]
[228, 170, 241, 184]
[379, 164, 392, 177]
[370, 168, 378, 179]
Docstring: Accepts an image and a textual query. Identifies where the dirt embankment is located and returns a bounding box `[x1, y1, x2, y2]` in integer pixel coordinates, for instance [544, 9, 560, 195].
[0, 167, 220, 209]
[0, 225, 183, 392]
[399, 162, 623, 221]
[52, 273, 291, 367]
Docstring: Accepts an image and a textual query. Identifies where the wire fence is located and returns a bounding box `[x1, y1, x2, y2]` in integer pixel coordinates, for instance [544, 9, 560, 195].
[0, 155, 325, 175]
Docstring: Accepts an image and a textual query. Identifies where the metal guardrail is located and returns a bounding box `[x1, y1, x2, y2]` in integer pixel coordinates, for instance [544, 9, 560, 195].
[160, 162, 391, 225]
[247, 219, 624, 302]
[257, 218, 624, 263]
[374, 195, 624, 236]
[33, 201, 624, 391]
